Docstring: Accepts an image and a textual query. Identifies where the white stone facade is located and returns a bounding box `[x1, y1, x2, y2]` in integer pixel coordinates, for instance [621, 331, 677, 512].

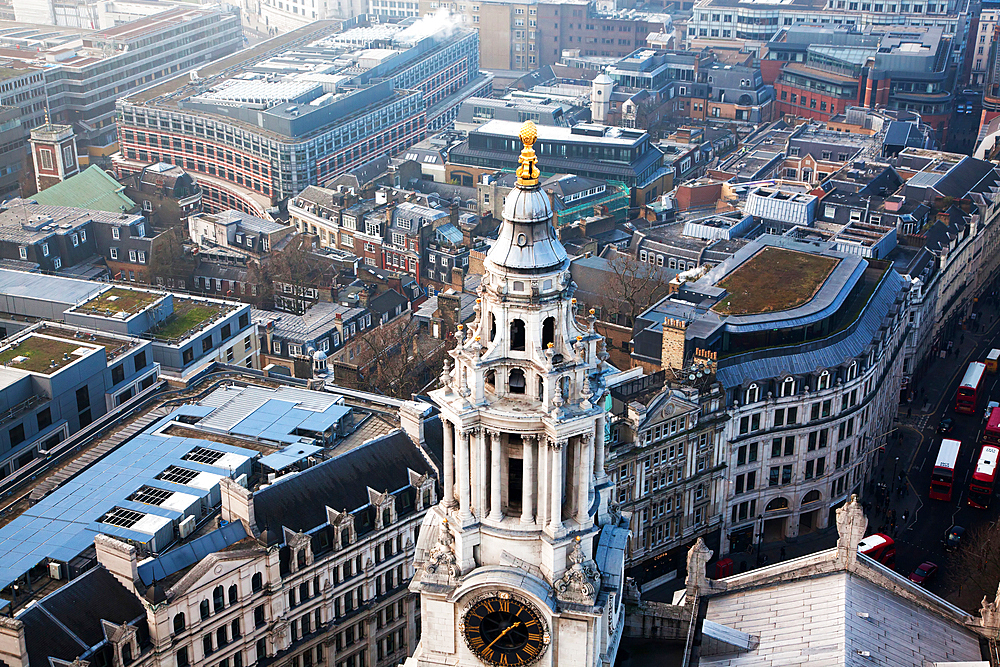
[407, 123, 629, 667]
[720, 313, 907, 555]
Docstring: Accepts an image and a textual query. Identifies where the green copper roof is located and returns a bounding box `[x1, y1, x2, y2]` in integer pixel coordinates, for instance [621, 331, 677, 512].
[31, 165, 136, 213]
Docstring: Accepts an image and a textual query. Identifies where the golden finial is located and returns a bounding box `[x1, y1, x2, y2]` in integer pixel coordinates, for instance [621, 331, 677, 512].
[516, 120, 540, 187]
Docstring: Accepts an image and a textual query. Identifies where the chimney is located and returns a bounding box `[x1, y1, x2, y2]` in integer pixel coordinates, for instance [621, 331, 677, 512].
[399, 401, 433, 445]
[451, 266, 464, 292]
[359, 288, 371, 306]
[220, 476, 256, 534]
[661, 317, 688, 370]
[94, 534, 139, 590]
[0, 619, 27, 667]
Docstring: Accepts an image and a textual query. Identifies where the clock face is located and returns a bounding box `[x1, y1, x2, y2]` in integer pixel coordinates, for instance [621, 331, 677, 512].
[462, 593, 548, 666]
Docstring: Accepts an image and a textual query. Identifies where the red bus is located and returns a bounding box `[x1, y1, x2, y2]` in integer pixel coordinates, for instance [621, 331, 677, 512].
[930, 438, 962, 501]
[956, 362, 987, 414]
[858, 533, 896, 568]
[969, 445, 999, 509]
[984, 408, 1000, 447]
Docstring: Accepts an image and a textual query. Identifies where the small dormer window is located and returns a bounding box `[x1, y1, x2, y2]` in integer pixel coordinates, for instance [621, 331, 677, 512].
[846, 360, 858, 382]
[745, 383, 760, 404]
[780, 377, 795, 397]
[818, 370, 831, 390]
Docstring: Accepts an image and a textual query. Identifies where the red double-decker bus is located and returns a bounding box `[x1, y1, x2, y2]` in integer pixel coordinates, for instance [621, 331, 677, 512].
[984, 408, 1000, 447]
[968, 445, 999, 509]
[930, 439, 961, 501]
[956, 362, 987, 414]
[858, 533, 896, 568]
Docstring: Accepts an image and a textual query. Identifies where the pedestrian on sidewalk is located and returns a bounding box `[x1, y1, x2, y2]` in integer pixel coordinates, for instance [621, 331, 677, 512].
[901, 510, 909, 525]
[780, 546, 786, 560]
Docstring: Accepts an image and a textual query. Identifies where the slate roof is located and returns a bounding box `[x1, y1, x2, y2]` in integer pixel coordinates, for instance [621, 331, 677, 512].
[252, 430, 435, 535]
[368, 288, 408, 320]
[19, 566, 146, 666]
[30, 165, 136, 214]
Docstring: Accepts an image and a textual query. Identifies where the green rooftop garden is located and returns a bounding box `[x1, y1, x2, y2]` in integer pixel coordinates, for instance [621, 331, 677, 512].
[77, 288, 161, 318]
[712, 247, 839, 316]
[148, 299, 224, 342]
[0, 336, 88, 374]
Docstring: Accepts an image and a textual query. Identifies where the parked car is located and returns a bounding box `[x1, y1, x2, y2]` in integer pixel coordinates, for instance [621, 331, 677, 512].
[938, 418, 955, 434]
[909, 561, 938, 584]
[945, 525, 965, 551]
[985, 401, 999, 422]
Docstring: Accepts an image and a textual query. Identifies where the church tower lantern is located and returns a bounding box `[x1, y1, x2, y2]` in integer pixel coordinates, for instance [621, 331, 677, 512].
[406, 122, 628, 667]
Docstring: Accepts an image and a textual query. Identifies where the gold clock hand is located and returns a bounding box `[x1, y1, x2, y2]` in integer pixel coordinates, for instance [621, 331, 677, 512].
[484, 622, 522, 652]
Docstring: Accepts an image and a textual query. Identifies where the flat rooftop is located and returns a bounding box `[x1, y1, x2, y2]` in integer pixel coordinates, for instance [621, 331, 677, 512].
[0, 334, 94, 375]
[712, 247, 840, 316]
[75, 287, 162, 318]
[147, 298, 227, 342]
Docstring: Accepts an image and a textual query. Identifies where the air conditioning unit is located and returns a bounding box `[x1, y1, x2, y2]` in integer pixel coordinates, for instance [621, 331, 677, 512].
[48, 562, 63, 580]
[267, 473, 276, 483]
[178, 515, 196, 539]
[235, 473, 247, 488]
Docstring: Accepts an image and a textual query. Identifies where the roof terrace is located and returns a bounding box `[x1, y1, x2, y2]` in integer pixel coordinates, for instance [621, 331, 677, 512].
[147, 298, 228, 343]
[0, 334, 93, 375]
[712, 247, 839, 316]
[75, 287, 162, 319]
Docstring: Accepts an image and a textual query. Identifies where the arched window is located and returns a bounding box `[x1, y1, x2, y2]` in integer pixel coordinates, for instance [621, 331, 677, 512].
[846, 361, 858, 382]
[200, 599, 210, 620]
[765, 497, 789, 512]
[213, 586, 225, 613]
[542, 317, 554, 349]
[559, 376, 571, 400]
[485, 369, 496, 392]
[537, 375, 544, 401]
[228, 584, 238, 605]
[251, 573, 263, 593]
[489, 313, 496, 342]
[780, 377, 795, 397]
[745, 383, 760, 404]
[802, 490, 821, 505]
[817, 370, 830, 391]
[510, 319, 526, 351]
[173, 613, 186, 634]
[509, 368, 526, 394]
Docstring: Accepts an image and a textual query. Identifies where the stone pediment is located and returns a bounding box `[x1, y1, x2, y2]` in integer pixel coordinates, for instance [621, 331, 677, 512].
[168, 551, 261, 598]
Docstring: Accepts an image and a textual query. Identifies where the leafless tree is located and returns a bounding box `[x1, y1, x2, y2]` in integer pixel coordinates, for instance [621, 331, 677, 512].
[944, 521, 1000, 611]
[355, 315, 447, 399]
[599, 249, 673, 327]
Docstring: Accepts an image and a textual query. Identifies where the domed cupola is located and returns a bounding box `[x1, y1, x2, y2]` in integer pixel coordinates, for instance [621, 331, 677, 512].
[485, 121, 568, 275]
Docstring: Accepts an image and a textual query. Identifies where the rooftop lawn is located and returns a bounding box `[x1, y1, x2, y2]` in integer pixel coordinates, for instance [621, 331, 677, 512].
[0, 336, 87, 374]
[149, 300, 222, 341]
[712, 247, 839, 316]
[78, 287, 161, 317]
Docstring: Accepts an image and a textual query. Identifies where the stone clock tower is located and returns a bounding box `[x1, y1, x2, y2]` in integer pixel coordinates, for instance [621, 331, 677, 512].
[405, 122, 629, 667]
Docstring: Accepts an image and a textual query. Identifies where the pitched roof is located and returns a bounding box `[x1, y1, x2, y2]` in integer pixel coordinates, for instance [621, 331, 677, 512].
[31, 165, 136, 213]
[252, 430, 435, 535]
[19, 566, 146, 666]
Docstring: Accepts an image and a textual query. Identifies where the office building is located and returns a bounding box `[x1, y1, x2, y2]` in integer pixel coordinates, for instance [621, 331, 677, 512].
[0, 8, 243, 164]
[767, 25, 955, 138]
[117, 19, 490, 210]
[630, 236, 908, 554]
[447, 120, 672, 205]
[0, 270, 258, 382]
[0, 106, 25, 199]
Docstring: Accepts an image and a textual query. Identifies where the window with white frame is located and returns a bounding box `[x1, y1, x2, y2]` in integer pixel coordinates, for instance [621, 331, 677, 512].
[780, 377, 795, 397]
[110, 247, 118, 260]
[18, 247, 25, 259]
[71, 234, 78, 247]
[138, 251, 146, 264]
[818, 370, 831, 390]
[41, 243, 49, 257]
[113, 227, 120, 240]
[80, 229, 86, 242]
[129, 250, 137, 262]
[846, 361, 858, 381]
[53, 257, 61, 270]
[745, 383, 760, 404]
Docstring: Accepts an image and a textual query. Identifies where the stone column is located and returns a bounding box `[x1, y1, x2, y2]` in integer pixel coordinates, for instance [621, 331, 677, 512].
[488, 429, 503, 522]
[443, 419, 455, 508]
[576, 433, 592, 524]
[549, 440, 565, 532]
[538, 437, 550, 527]
[458, 429, 472, 522]
[521, 434, 536, 525]
[478, 428, 489, 518]
[594, 412, 606, 478]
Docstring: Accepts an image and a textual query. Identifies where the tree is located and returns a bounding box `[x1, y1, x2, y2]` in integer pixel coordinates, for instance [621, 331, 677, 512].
[599, 249, 673, 328]
[944, 520, 1000, 611]
[354, 315, 447, 399]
